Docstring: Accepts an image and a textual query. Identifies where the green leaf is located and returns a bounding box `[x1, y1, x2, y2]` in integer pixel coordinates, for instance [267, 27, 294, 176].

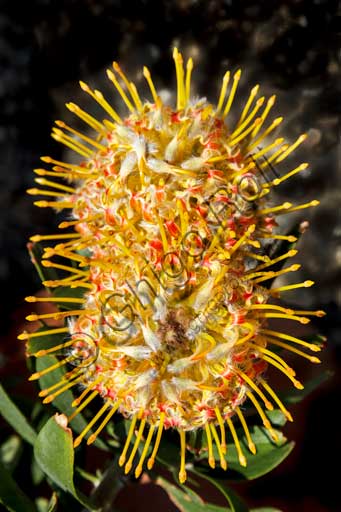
[190, 470, 249, 512]
[265, 409, 287, 427]
[0, 435, 22, 472]
[281, 370, 332, 405]
[0, 384, 37, 445]
[157, 476, 232, 512]
[52, 286, 86, 310]
[34, 355, 107, 451]
[196, 426, 294, 481]
[34, 414, 97, 510]
[0, 459, 36, 512]
[27, 242, 58, 285]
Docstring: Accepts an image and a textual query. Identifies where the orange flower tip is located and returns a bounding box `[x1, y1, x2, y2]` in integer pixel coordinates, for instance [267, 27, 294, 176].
[79, 80, 90, 92]
[234, 69, 242, 80]
[124, 462, 132, 475]
[310, 356, 321, 364]
[316, 310, 326, 317]
[298, 317, 310, 324]
[288, 367, 296, 376]
[311, 200, 320, 207]
[87, 434, 96, 445]
[135, 465, 143, 479]
[239, 454, 247, 467]
[249, 443, 257, 455]
[208, 456, 216, 469]
[29, 235, 41, 242]
[274, 116, 283, 125]
[265, 401, 274, 411]
[34, 201, 49, 207]
[221, 443, 227, 455]
[73, 437, 82, 448]
[283, 202, 292, 209]
[179, 469, 187, 484]
[28, 373, 40, 381]
[42, 280, 53, 286]
[34, 350, 47, 357]
[147, 458, 155, 470]
[18, 332, 28, 340]
[66, 102, 77, 112]
[304, 280, 314, 287]
[221, 459, 228, 471]
[294, 380, 304, 390]
[40, 156, 52, 163]
[299, 133, 308, 142]
[286, 412, 294, 422]
[25, 296, 36, 303]
[42, 395, 54, 404]
[256, 97, 265, 107]
[118, 455, 126, 467]
[268, 94, 276, 106]
[26, 314, 38, 321]
[71, 398, 80, 407]
[41, 260, 52, 267]
[27, 188, 38, 195]
[38, 390, 48, 397]
[270, 430, 279, 443]
[142, 66, 151, 78]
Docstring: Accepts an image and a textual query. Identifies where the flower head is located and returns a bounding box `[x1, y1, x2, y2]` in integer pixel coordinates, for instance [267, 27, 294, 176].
[22, 48, 324, 483]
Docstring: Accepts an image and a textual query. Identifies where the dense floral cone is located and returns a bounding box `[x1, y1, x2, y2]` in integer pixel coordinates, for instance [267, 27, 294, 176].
[20, 48, 325, 483]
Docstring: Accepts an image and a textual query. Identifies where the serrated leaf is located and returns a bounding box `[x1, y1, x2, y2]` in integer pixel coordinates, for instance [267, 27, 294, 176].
[34, 414, 97, 510]
[0, 384, 37, 445]
[34, 355, 107, 451]
[157, 476, 232, 511]
[0, 459, 36, 512]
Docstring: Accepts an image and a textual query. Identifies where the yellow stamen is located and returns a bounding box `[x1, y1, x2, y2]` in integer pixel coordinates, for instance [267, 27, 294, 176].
[43, 375, 84, 404]
[237, 84, 259, 124]
[247, 117, 283, 151]
[230, 97, 265, 139]
[79, 81, 122, 124]
[216, 71, 230, 114]
[235, 407, 256, 454]
[29, 357, 72, 381]
[252, 264, 301, 285]
[284, 200, 319, 213]
[106, 69, 135, 113]
[26, 309, 94, 322]
[41, 260, 87, 275]
[129, 81, 143, 111]
[112, 61, 142, 111]
[179, 430, 187, 484]
[185, 58, 193, 104]
[270, 280, 314, 295]
[255, 249, 298, 272]
[275, 134, 307, 163]
[74, 402, 111, 448]
[259, 143, 289, 168]
[34, 200, 74, 209]
[251, 138, 284, 162]
[259, 233, 297, 242]
[261, 355, 303, 389]
[34, 339, 77, 357]
[214, 407, 227, 455]
[260, 379, 293, 422]
[173, 48, 186, 111]
[210, 423, 227, 469]
[267, 339, 321, 363]
[87, 401, 121, 445]
[261, 328, 321, 352]
[226, 416, 247, 467]
[30, 233, 80, 243]
[125, 418, 146, 474]
[258, 201, 292, 215]
[68, 390, 99, 422]
[55, 120, 107, 151]
[40, 156, 87, 171]
[247, 391, 279, 442]
[266, 163, 309, 187]
[249, 303, 294, 315]
[119, 414, 138, 467]
[229, 117, 262, 146]
[257, 311, 310, 324]
[27, 188, 68, 198]
[34, 177, 75, 194]
[250, 343, 295, 375]
[229, 224, 255, 256]
[147, 412, 165, 470]
[18, 326, 69, 341]
[66, 102, 106, 134]
[252, 95, 276, 137]
[205, 423, 215, 469]
[72, 378, 102, 407]
[135, 425, 156, 478]
[292, 309, 326, 318]
[51, 131, 93, 158]
[222, 69, 241, 118]
[38, 369, 82, 397]
[237, 370, 273, 410]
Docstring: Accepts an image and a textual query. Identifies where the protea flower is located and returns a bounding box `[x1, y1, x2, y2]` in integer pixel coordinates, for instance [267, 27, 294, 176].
[20, 48, 324, 483]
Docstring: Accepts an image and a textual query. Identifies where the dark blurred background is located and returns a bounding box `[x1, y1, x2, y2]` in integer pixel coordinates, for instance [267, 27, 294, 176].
[0, 1, 340, 511]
